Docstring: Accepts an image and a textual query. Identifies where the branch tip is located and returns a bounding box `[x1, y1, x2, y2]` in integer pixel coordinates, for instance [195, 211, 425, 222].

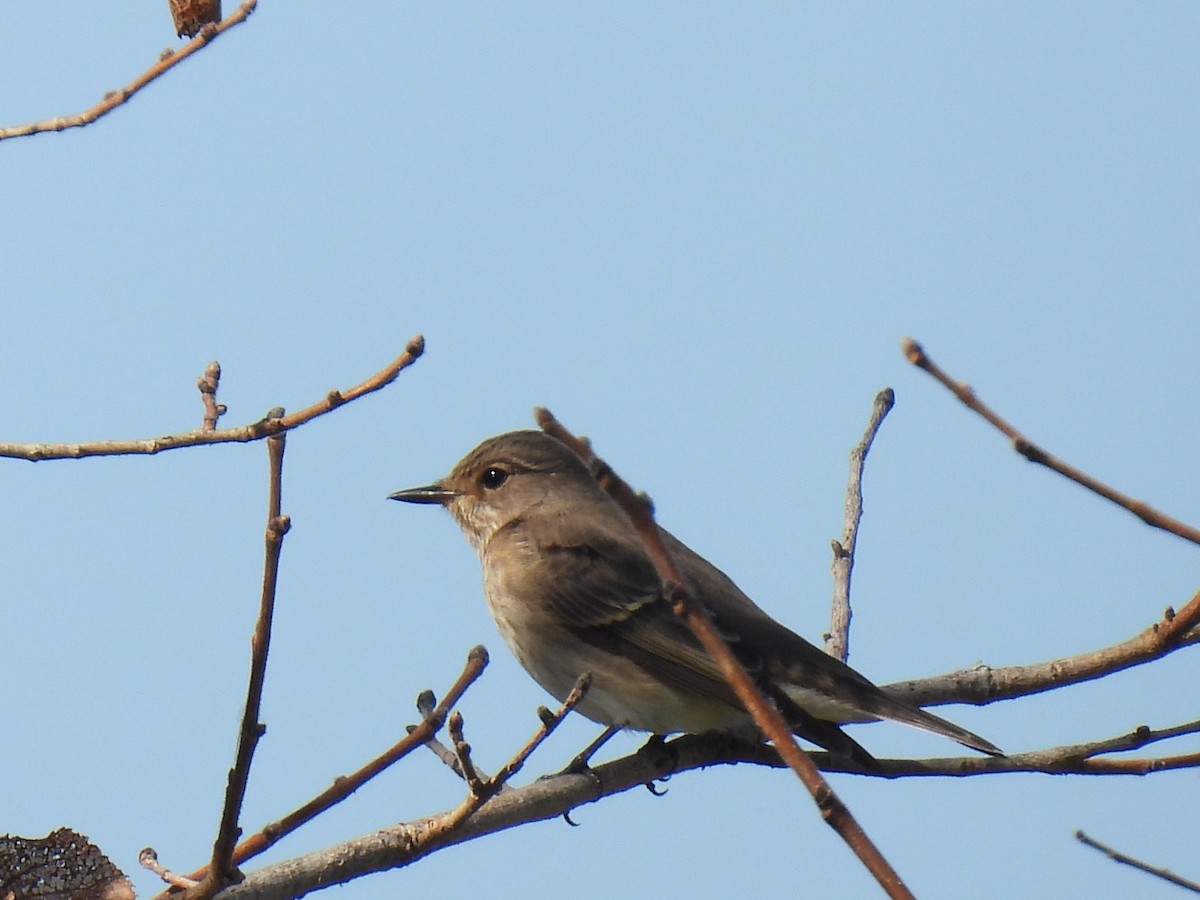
[416, 690, 437, 716]
[901, 337, 926, 366]
[467, 645, 490, 666]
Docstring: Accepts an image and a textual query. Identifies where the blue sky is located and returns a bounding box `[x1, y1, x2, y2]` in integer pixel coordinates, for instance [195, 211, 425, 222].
[3, 4, 1198, 898]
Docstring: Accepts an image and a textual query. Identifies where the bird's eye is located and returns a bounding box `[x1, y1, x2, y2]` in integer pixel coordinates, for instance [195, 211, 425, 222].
[480, 467, 509, 490]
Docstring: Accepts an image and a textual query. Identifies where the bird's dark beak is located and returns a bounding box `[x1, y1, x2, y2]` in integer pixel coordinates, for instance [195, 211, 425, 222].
[388, 483, 457, 505]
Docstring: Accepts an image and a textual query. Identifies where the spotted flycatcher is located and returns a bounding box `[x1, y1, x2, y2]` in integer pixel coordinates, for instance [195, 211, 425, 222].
[391, 430, 1000, 766]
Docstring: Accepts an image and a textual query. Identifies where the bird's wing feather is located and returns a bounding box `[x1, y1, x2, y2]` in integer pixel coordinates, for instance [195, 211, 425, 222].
[506, 513, 999, 758]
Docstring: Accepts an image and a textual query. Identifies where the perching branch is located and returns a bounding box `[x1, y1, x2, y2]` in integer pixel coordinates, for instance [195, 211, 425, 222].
[811, 718, 1200, 777]
[209, 717, 1198, 899]
[0, 2, 258, 142]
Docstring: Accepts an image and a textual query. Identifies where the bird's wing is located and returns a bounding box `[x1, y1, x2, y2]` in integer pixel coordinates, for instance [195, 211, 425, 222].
[507, 515, 998, 760]
[534, 535, 880, 765]
[528, 530, 745, 702]
[665, 530, 1004, 757]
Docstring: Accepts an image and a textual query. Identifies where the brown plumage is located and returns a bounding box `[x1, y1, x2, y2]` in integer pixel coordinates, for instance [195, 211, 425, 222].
[392, 430, 1001, 767]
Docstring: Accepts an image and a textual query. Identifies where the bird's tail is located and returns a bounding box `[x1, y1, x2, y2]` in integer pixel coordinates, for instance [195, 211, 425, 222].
[872, 694, 1003, 757]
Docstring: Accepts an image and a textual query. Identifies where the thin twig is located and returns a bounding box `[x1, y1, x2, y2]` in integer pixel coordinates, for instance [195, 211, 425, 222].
[0, 335, 424, 461]
[903, 337, 1200, 547]
[489, 674, 591, 788]
[413, 690, 469, 778]
[1066, 718, 1200, 759]
[1076, 831, 1200, 893]
[413, 725, 468, 777]
[448, 712, 487, 796]
[812, 718, 1200, 778]
[185, 420, 289, 899]
[0, 2, 258, 141]
[827, 388, 894, 662]
[429, 674, 592, 836]
[535, 408, 915, 900]
[156, 647, 489, 896]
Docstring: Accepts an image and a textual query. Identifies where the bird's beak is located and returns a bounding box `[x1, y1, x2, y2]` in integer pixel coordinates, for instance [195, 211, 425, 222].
[388, 483, 457, 505]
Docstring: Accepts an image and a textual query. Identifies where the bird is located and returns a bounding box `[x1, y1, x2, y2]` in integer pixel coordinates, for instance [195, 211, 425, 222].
[391, 429, 1001, 767]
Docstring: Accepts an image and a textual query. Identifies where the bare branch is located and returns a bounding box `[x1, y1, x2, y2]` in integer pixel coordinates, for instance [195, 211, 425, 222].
[883, 609, 1200, 709]
[827, 387, 894, 662]
[447, 712, 487, 796]
[187, 421, 290, 899]
[1076, 831, 1200, 893]
[903, 337, 1200, 547]
[413, 691, 469, 779]
[0, 335, 424, 462]
[0, 2, 258, 142]
[420, 674, 592, 842]
[535, 408, 915, 900]
[212, 721, 1198, 899]
[814, 718, 1200, 777]
[154, 647, 489, 896]
[488, 674, 591, 789]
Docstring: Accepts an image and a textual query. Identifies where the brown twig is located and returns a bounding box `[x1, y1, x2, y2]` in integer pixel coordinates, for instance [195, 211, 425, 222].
[489, 674, 591, 789]
[185, 420, 289, 899]
[447, 712, 487, 796]
[1065, 718, 1200, 760]
[827, 388, 894, 663]
[535, 408, 915, 900]
[413, 690, 469, 778]
[427, 674, 592, 836]
[1076, 831, 1200, 893]
[197, 362, 225, 431]
[903, 337, 1200, 547]
[0, 335, 425, 461]
[156, 647, 490, 896]
[813, 718, 1200, 778]
[0, 2, 258, 141]
[883, 593, 1200, 709]
[414, 727, 469, 777]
